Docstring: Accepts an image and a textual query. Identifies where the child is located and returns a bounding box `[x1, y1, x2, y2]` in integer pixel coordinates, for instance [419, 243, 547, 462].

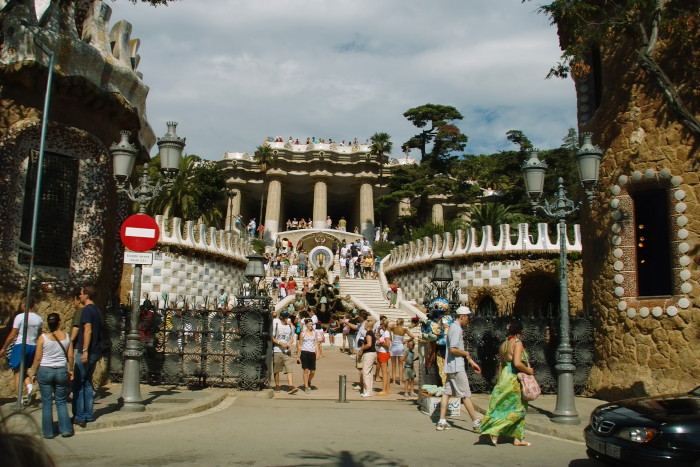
[403, 340, 418, 397]
[315, 321, 325, 358]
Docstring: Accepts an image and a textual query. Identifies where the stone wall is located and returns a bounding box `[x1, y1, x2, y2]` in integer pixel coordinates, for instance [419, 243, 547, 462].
[0, 1, 155, 397]
[120, 216, 251, 308]
[384, 223, 584, 315]
[558, 6, 700, 398]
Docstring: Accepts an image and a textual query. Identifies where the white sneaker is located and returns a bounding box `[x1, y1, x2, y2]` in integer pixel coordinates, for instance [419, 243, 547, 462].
[436, 421, 452, 431]
[472, 419, 482, 431]
[361, 392, 373, 397]
[26, 384, 36, 405]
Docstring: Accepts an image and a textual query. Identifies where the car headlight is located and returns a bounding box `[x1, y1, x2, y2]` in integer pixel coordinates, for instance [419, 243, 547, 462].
[615, 427, 658, 443]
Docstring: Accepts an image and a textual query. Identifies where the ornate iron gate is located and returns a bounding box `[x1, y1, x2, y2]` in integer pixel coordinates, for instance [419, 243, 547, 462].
[106, 295, 272, 389]
[463, 309, 593, 395]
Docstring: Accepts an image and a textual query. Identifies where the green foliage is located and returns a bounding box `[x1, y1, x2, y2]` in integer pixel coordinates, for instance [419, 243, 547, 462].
[251, 238, 266, 255]
[370, 241, 393, 258]
[253, 144, 274, 172]
[402, 104, 468, 172]
[145, 154, 227, 226]
[466, 203, 514, 230]
[528, 0, 699, 78]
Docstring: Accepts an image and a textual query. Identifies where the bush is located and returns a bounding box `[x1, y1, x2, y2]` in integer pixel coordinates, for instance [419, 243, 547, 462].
[371, 241, 394, 257]
[251, 238, 266, 255]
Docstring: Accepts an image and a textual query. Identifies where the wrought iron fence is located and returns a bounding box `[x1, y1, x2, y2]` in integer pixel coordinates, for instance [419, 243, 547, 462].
[463, 310, 594, 395]
[106, 295, 272, 389]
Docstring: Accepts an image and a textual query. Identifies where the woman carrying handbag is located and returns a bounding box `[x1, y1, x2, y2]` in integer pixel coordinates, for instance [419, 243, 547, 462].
[479, 320, 535, 447]
[28, 313, 74, 439]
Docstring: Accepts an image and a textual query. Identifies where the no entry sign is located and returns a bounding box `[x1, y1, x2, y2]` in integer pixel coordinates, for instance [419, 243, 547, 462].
[120, 214, 159, 252]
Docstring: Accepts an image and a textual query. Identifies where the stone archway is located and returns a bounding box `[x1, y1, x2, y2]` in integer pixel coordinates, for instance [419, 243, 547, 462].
[513, 273, 559, 317]
[476, 295, 498, 317]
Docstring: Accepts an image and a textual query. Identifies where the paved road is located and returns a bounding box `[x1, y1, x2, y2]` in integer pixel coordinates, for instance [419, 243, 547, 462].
[47, 397, 605, 467]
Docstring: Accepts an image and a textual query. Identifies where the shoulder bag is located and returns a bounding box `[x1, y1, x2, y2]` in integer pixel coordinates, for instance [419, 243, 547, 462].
[517, 355, 540, 401]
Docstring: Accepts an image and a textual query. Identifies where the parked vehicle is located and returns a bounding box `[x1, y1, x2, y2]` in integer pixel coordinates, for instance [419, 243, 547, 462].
[585, 385, 700, 466]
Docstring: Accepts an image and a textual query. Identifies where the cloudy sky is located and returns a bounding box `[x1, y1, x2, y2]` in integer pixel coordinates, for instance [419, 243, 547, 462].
[108, 0, 577, 161]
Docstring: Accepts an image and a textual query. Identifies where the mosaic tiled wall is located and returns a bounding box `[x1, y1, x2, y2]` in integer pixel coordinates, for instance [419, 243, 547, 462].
[127, 216, 251, 308]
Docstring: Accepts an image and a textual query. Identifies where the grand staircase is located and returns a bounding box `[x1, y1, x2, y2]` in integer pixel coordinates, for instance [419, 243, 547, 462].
[338, 277, 411, 322]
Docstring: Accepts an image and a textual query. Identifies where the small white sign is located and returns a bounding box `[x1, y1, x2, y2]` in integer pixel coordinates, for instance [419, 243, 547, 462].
[124, 251, 153, 265]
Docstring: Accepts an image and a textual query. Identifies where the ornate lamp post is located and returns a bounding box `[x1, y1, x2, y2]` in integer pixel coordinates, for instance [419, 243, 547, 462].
[521, 133, 603, 425]
[226, 189, 237, 231]
[111, 122, 185, 411]
[423, 256, 460, 309]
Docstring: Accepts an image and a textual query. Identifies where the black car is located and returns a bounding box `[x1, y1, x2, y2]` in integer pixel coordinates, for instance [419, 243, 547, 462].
[585, 385, 700, 466]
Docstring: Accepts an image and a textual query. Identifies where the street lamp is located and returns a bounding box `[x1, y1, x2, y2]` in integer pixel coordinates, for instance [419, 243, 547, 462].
[423, 256, 459, 309]
[226, 189, 237, 231]
[521, 133, 602, 425]
[111, 122, 185, 411]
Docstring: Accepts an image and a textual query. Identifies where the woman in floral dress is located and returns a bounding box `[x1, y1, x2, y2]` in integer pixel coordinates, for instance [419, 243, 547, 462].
[479, 321, 535, 446]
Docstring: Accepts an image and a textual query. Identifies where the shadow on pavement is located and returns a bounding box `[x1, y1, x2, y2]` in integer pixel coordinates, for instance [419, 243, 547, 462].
[285, 449, 405, 466]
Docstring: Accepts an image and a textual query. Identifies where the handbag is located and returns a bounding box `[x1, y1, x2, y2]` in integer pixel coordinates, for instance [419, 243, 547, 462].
[517, 357, 540, 401]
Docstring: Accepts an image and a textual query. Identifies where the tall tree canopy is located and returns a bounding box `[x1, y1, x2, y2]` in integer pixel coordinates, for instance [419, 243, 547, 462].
[402, 104, 468, 171]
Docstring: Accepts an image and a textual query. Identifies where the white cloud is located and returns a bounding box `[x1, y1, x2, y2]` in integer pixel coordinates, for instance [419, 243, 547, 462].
[109, 0, 576, 160]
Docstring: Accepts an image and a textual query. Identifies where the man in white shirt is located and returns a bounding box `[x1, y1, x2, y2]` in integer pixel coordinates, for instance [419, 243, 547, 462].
[0, 297, 42, 403]
[436, 306, 482, 432]
[272, 311, 298, 394]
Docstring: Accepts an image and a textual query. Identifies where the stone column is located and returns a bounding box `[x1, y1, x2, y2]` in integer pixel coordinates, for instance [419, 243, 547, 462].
[428, 194, 447, 225]
[359, 181, 375, 241]
[225, 187, 242, 231]
[399, 197, 412, 217]
[263, 176, 283, 244]
[312, 177, 328, 229]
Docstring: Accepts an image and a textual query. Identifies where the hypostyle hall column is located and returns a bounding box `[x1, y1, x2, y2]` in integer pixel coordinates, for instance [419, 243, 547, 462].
[264, 170, 286, 243]
[311, 170, 331, 229]
[225, 187, 242, 231]
[358, 175, 376, 240]
[428, 194, 447, 226]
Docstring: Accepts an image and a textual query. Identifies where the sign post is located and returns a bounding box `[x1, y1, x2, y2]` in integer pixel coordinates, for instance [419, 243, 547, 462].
[119, 214, 159, 412]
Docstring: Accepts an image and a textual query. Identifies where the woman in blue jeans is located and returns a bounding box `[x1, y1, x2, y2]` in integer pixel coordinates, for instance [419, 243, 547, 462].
[28, 313, 74, 438]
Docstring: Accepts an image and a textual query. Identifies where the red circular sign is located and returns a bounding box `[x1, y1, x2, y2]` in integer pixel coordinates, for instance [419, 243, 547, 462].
[120, 214, 160, 252]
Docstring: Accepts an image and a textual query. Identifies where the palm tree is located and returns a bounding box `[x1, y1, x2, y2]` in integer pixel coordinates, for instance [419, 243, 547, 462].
[148, 154, 199, 220]
[464, 202, 514, 243]
[253, 144, 273, 172]
[370, 132, 393, 232]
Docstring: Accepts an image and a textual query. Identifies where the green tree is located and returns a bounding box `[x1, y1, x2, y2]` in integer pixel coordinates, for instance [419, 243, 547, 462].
[402, 104, 468, 171]
[253, 144, 275, 235]
[530, 0, 700, 137]
[369, 132, 393, 228]
[146, 154, 226, 225]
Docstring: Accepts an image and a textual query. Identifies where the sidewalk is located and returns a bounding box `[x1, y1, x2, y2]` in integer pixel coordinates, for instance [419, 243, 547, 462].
[1, 341, 605, 442]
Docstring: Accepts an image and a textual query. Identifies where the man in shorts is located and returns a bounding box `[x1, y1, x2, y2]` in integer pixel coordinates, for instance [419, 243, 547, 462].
[436, 306, 483, 431]
[272, 311, 298, 394]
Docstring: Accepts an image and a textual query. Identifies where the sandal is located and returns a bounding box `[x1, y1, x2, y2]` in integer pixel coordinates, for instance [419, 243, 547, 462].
[490, 436, 498, 446]
[513, 440, 531, 447]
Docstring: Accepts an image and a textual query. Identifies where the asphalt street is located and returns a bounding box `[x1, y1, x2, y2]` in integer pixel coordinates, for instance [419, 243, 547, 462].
[45, 397, 605, 467]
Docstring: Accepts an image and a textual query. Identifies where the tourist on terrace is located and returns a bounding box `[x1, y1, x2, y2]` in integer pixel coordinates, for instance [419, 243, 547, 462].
[299, 218, 307, 229]
[326, 216, 333, 229]
[338, 217, 347, 231]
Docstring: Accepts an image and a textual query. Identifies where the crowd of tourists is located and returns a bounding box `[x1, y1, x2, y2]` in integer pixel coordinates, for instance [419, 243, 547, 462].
[1, 287, 104, 439]
[267, 136, 370, 147]
[271, 295, 536, 447]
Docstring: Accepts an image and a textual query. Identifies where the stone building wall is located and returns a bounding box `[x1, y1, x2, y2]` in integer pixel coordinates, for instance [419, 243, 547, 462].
[0, 1, 155, 396]
[557, 6, 700, 398]
[384, 223, 584, 316]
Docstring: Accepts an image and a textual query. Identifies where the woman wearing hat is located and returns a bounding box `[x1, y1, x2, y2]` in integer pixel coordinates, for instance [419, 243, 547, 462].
[29, 313, 74, 438]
